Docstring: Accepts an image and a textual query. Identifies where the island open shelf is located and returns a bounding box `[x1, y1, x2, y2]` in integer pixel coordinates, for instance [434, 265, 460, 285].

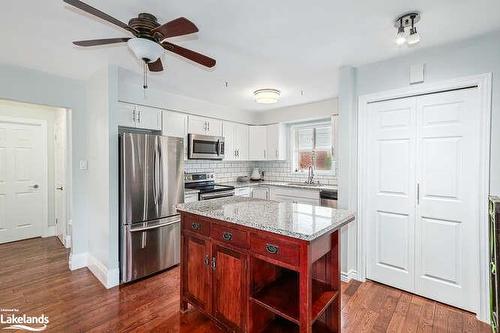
[250, 262, 339, 325]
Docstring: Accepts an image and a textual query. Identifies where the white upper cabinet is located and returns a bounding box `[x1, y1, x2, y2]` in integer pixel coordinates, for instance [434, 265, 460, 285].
[116, 103, 161, 130]
[266, 123, 286, 160]
[248, 126, 268, 160]
[188, 115, 222, 136]
[235, 123, 249, 160]
[223, 121, 249, 161]
[249, 124, 286, 161]
[223, 121, 236, 161]
[162, 111, 187, 138]
[162, 110, 188, 160]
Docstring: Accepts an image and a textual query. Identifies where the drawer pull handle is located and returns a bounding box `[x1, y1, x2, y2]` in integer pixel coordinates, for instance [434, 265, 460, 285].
[222, 232, 232, 241]
[191, 222, 201, 230]
[265, 243, 279, 254]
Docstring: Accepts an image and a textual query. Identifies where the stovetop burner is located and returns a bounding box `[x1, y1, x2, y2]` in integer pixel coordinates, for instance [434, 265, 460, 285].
[184, 172, 235, 194]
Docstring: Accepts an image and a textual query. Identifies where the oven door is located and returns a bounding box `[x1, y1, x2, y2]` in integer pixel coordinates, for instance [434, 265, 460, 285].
[188, 134, 225, 160]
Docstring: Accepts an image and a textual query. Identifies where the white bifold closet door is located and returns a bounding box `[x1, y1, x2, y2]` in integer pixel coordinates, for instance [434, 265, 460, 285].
[366, 87, 480, 312]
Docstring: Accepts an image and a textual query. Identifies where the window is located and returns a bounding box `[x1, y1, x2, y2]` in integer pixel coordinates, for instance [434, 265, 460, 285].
[291, 120, 336, 175]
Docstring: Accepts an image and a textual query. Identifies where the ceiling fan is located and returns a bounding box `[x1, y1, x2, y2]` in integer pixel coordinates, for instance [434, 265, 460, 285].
[63, 0, 216, 73]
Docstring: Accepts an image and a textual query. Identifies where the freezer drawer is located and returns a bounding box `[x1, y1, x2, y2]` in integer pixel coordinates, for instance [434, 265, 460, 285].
[121, 216, 180, 283]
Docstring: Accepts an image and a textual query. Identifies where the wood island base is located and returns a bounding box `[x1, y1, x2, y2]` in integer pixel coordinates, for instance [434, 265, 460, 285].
[180, 212, 341, 333]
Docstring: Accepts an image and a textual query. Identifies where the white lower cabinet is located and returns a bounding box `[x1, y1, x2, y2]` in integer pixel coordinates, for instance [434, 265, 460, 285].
[184, 192, 199, 203]
[251, 187, 269, 200]
[269, 187, 320, 205]
[234, 187, 252, 197]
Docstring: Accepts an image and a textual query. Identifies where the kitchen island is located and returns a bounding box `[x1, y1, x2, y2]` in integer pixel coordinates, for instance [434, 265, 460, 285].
[176, 196, 354, 333]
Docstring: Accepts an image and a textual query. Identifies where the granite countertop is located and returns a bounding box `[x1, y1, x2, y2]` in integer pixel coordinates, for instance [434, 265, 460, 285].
[220, 180, 338, 192]
[185, 188, 200, 194]
[177, 196, 353, 241]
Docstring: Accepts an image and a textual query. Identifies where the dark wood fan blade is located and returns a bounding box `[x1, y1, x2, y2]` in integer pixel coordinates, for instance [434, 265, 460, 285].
[148, 59, 164, 72]
[153, 17, 199, 39]
[73, 37, 131, 47]
[63, 0, 137, 35]
[161, 41, 216, 68]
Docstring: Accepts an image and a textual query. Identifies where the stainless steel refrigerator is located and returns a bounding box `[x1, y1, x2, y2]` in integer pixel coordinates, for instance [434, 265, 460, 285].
[119, 132, 184, 283]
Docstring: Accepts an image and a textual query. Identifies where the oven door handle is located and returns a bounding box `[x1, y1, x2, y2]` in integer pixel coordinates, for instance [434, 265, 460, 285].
[200, 191, 235, 200]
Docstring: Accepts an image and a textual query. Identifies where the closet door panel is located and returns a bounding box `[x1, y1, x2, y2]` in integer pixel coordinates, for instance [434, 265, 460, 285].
[366, 97, 417, 292]
[414, 88, 481, 312]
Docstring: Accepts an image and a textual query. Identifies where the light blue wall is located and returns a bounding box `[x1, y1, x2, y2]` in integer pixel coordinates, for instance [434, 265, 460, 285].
[356, 30, 500, 195]
[0, 64, 88, 257]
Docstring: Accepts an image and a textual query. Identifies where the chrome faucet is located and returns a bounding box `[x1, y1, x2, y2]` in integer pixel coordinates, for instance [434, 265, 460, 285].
[306, 165, 315, 184]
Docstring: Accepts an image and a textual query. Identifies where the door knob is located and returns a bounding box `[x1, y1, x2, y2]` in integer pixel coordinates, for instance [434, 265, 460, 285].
[56, 186, 64, 191]
[31, 184, 39, 189]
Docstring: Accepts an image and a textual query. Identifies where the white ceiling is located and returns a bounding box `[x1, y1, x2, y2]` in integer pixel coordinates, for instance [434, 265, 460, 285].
[3, 0, 500, 111]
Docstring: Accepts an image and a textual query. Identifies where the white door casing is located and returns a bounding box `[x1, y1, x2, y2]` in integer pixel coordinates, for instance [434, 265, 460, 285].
[358, 74, 491, 314]
[54, 112, 67, 246]
[0, 117, 47, 244]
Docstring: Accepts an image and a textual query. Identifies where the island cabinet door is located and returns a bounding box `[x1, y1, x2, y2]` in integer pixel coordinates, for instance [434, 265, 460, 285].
[183, 234, 211, 312]
[212, 243, 248, 331]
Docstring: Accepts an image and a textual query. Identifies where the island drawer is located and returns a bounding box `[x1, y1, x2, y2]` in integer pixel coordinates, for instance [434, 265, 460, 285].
[250, 233, 300, 267]
[211, 223, 249, 249]
[182, 214, 210, 236]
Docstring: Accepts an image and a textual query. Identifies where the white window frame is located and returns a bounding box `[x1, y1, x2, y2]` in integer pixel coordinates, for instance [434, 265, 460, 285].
[290, 120, 336, 176]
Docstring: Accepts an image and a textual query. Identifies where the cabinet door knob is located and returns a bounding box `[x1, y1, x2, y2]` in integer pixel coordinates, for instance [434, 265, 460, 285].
[191, 222, 201, 230]
[222, 232, 232, 241]
[204, 255, 209, 266]
[265, 243, 279, 254]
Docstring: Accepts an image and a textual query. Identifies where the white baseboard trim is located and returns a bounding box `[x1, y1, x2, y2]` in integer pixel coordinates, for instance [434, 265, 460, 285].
[341, 269, 360, 282]
[64, 235, 71, 248]
[87, 254, 120, 289]
[69, 252, 88, 270]
[42, 226, 56, 238]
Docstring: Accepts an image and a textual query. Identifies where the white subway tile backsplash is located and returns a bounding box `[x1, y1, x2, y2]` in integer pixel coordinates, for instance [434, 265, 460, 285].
[184, 159, 337, 185]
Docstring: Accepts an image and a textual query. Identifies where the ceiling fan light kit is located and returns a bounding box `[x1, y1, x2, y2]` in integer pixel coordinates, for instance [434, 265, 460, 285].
[394, 12, 421, 46]
[127, 38, 164, 63]
[254, 89, 281, 104]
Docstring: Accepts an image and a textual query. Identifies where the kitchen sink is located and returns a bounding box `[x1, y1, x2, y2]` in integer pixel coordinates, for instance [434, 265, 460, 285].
[286, 182, 322, 187]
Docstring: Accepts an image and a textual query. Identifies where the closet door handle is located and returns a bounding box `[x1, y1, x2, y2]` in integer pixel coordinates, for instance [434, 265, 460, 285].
[417, 183, 420, 205]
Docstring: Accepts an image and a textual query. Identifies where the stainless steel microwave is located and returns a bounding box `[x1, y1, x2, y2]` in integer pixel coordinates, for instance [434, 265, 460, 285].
[188, 134, 225, 160]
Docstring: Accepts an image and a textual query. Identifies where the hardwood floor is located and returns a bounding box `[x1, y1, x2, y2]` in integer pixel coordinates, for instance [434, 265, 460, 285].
[0, 237, 491, 332]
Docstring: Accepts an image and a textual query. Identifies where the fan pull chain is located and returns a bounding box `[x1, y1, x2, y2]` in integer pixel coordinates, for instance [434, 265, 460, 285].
[143, 62, 148, 97]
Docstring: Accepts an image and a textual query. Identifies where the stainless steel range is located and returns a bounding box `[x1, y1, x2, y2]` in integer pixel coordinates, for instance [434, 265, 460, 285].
[185, 172, 235, 200]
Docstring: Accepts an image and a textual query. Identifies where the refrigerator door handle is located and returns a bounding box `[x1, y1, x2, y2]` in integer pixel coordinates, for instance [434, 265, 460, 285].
[130, 217, 180, 232]
[158, 138, 164, 207]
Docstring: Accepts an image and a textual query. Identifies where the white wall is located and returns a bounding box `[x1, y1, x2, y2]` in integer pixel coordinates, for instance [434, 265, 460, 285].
[0, 64, 88, 259]
[338, 30, 500, 280]
[253, 98, 338, 125]
[85, 66, 120, 287]
[117, 68, 257, 124]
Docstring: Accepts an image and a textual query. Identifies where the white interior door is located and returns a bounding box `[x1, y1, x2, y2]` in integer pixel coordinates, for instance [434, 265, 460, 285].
[0, 119, 45, 244]
[366, 87, 481, 312]
[366, 97, 417, 292]
[54, 113, 67, 246]
[414, 88, 480, 311]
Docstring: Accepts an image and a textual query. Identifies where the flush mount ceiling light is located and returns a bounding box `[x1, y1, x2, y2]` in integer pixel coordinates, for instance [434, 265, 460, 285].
[254, 89, 280, 104]
[394, 12, 421, 46]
